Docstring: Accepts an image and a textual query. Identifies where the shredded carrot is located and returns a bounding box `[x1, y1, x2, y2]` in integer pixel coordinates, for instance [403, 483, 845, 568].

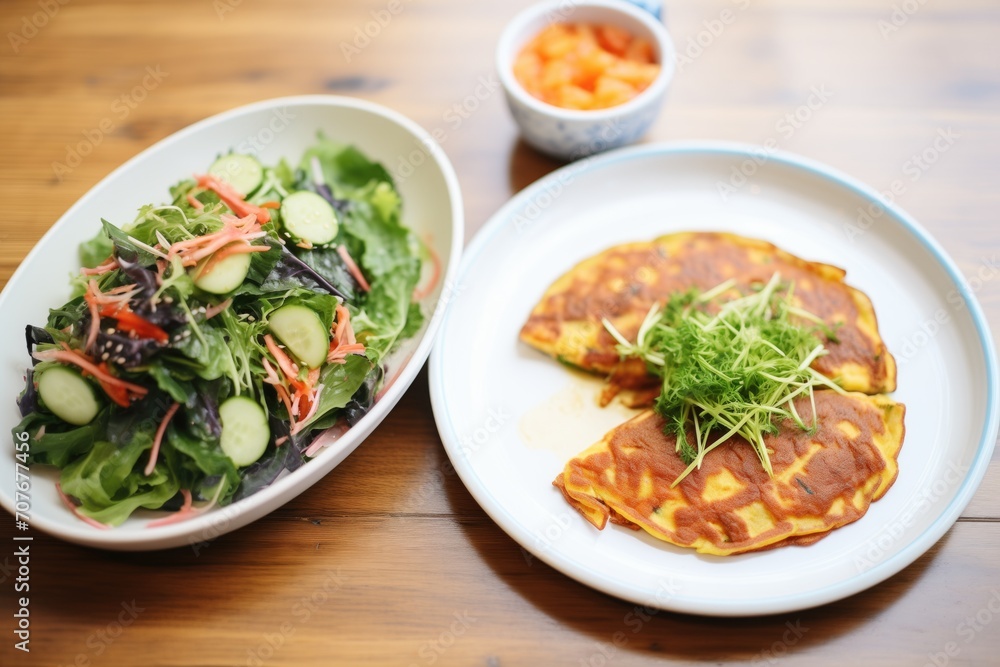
[337, 245, 371, 292]
[413, 239, 442, 301]
[262, 358, 296, 418]
[262, 339, 323, 433]
[186, 192, 205, 210]
[204, 298, 232, 320]
[292, 368, 322, 421]
[328, 303, 366, 364]
[194, 242, 269, 280]
[333, 304, 356, 345]
[275, 435, 288, 447]
[303, 419, 351, 458]
[327, 344, 366, 365]
[83, 280, 102, 352]
[56, 483, 111, 530]
[144, 402, 180, 476]
[259, 201, 280, 209]
[196, 174, 272, 223]
[170, 215, 266, 268]
[291, 383, 324, 436]
[264, 334, 300, 380]
[146, 489, 193, 528]
[155, 259, 168, 286]
[34, 347, 148, 399]
[145, 479, 226, 529]
[261, 356, 282, 385]
[81, 257, 120, 276]
[275, 383, 295, 418]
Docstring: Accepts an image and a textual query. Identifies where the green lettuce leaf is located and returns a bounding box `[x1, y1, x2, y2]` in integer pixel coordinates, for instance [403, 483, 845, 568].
[59, 437, 178, 526]
[79, 228, 113, 269]
[298, 354, 372, 432]
[300, 133, 393, 196]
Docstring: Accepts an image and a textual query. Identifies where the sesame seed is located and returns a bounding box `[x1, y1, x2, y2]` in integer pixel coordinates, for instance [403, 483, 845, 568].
[115, 344, 123, 353]
[106, 327, 115, 334]
[101, 352, 110, 360]
[116, 357, 127, 365]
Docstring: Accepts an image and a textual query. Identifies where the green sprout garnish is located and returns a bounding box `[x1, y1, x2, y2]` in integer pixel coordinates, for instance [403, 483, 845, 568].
[603, 272, 844, 486]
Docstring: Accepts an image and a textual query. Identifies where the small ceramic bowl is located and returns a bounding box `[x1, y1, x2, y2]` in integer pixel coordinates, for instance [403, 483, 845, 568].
[496, 0, 675, 161]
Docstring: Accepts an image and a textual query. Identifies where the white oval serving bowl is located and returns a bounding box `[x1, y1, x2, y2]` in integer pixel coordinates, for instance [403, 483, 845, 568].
[0, 95, 463, 550]
[496, 0, 676, 160]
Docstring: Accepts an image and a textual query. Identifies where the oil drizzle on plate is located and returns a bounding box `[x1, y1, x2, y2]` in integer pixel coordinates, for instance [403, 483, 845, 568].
[518, 371, 641, 462]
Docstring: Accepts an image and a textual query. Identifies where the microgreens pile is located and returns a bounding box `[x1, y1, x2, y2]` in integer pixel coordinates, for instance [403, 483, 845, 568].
[604, 272, 844, 485]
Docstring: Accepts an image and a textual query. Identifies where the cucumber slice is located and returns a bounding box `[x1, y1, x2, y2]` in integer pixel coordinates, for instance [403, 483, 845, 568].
[280, 191, 339, 246]
[191, 251, 252, 294]
[37, 366, 101, 426]
[268, 304, 330, 369]
[207, 154, 264, 198]
[219, 396, 270, 467]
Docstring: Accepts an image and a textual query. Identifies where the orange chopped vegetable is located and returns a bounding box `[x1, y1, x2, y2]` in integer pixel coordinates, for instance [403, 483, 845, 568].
[513, 22, 660, 110]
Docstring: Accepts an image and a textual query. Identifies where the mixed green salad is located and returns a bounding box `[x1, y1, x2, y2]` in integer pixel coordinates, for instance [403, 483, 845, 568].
[13, 135, 429, 527]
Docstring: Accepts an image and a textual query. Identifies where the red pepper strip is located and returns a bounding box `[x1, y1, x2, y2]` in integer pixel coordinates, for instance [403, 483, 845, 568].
[101, 307, 170, 344]
[93, 362, 132, 407]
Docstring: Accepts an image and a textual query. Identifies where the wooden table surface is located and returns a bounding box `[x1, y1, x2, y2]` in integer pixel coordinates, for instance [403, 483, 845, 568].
[2, 0, 999, 664]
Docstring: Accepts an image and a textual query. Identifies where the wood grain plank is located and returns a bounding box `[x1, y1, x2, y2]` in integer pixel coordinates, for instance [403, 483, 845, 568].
[0, 516, 997, 666]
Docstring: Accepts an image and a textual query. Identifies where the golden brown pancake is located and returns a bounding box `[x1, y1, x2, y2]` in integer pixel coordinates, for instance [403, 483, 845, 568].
[520, 232, 896, 405]
[553, 392, 905, 555]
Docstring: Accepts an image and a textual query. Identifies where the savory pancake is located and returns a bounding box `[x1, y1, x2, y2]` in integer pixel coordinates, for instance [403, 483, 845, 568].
[553, 391, 905, 555]
[520, 232, 896, 404]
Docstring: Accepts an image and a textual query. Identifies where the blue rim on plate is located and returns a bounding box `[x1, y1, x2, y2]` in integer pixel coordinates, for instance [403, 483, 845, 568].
[429, 140, 999, 616]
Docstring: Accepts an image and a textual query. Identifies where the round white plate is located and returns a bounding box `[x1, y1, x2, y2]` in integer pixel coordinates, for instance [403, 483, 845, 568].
[0, 95, 463, 550]
[429, 141, 997, 616]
